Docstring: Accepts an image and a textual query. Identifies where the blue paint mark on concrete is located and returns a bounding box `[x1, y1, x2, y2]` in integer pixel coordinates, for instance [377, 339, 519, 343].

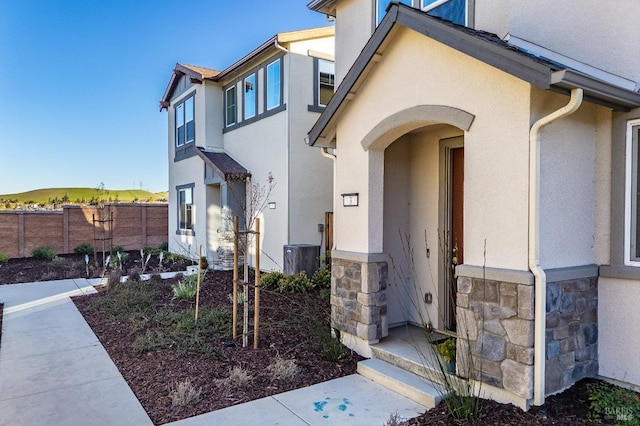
[314, 400, 328, 412]
[313, 397, 356, 419]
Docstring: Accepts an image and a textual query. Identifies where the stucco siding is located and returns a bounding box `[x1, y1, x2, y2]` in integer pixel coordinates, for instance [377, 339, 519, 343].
[224, 113, 288, 271]
[168, 155, 204, 259]
[534, 88, 598, 269]
[598, 277, 640, 389]
[289, 36, 334, 57]
[334, 27, 532, 270]
[287, 53, 334, 248]
[204, 82, 223, 150]
[505, 1, 640, 85]
[334, 0, 374, 85]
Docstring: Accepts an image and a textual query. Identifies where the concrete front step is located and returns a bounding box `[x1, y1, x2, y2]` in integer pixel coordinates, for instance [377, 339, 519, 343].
[358, 358, 444, 408]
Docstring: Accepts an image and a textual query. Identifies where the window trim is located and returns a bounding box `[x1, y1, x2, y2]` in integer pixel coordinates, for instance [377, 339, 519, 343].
[376, 0, 414, 24]
[624, 119, 640, 266]
[223, 54, 286, 133]
[225, 85, 237, 127]
[421, 0, 469, 27]
[175, 93, 195, 148]
[243, 72, 257, 120]
[308, 57, 335, 113]
[265, 57, 283, 111]
[176, 183, 195, 236]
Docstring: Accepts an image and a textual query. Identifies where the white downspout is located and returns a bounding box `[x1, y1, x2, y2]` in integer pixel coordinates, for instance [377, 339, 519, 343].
[530, 88, 583, 406]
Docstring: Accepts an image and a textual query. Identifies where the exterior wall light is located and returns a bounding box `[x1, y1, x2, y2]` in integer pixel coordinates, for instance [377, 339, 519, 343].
[268, 202, 276, 209]
[341, 193, 359, 207]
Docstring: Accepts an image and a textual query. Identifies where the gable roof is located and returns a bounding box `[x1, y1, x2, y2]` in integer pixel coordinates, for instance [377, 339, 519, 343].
[196, 148, 250, 181]
[308, 3, 640, 147]
[160, 26, 334, 110]
[159, 64, 220, 110]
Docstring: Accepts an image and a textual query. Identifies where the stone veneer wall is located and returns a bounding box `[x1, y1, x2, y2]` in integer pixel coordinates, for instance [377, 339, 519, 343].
[545, 277, 598, 395]
[456, 275, 535, 400]
[331, 257, 388, 343]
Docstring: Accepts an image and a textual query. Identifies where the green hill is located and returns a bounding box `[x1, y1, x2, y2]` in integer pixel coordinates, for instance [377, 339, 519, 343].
[0, 188, 168, 204]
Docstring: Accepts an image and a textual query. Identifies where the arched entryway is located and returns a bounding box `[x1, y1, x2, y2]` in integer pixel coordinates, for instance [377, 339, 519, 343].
[362, 105, 474, 333]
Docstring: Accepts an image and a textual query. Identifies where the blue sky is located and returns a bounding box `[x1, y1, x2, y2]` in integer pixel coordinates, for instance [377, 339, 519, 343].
[0, 0, 330, 194]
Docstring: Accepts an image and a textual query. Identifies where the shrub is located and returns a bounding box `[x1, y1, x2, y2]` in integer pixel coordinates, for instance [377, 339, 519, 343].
[170, 379, 202, 407]
[260, 271, 285, 291]
[279, 272, 314, 293]
[32, 246, 56, 261]
[587, 381, 640, 424]
[159, 242, 169, 251]
[266, 357, 300, 382]
[222, 367, 253, 389]
[172, 273, 204, 299]
[0, 252, 8, 264]
[311, 266, 331, 289]
[260, 271, 313, 293]
[73, 243, 94, 256]
[143, 247, 162, 256]
[112, 245, 125, 254]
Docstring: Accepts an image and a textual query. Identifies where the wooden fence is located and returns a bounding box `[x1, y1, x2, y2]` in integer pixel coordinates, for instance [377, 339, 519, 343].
[0, 204, 168, 259]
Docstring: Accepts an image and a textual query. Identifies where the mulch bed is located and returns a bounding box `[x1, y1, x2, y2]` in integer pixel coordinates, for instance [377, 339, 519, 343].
[403, 378, 600, 425]
[72, 271, 361, 424]
[0, 250, 188, 285]
[0, 254, 633, 425]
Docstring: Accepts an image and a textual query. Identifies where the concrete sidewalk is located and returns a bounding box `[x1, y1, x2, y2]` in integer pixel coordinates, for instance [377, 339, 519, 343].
[0, 279, 427, 425]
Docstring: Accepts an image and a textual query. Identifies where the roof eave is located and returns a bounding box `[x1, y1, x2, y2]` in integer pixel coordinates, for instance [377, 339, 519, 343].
[159, 67, 185, 111]
[551, 69, 640, 112]
[214, 36, 278, 82]
[307, 0, 336, 16]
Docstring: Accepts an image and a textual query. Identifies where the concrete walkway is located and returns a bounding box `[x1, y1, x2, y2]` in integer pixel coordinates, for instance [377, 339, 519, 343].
[0, 279, 427, 425]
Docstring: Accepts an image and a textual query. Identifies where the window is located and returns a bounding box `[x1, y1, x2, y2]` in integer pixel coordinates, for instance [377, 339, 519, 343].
[175, 96, 194, 147]
[225, 86, 236, 127]
[377, 0, 412, 24]
[625, 120, 640, 265]
[376, 0, 468, 26]
[244, 73, 257, 119]
[266, 59, 282, 110]
[178, 186, 194, 232]
[318, 59, 335, 107]
[422, 0, 467, 26]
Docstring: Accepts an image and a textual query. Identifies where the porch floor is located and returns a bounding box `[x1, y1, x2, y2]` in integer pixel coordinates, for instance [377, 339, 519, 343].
[367, 324, 452, 380]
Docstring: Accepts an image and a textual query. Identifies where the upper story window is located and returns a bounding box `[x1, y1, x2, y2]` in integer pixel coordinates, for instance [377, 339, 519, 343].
[224, 54, 286, 132]
[318, 59, 335, 107]
[244, 73, 257, 119]
[225, 86, 237, 127]
[377, 0, 467, 26]
[422, 0, 467, 25]
[175, 96, 194, 147]
[625, 119, 640, 265]
[266, 58, 282, 110]
[377, 0, 412, 24]
[308, 58, 335, 112]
